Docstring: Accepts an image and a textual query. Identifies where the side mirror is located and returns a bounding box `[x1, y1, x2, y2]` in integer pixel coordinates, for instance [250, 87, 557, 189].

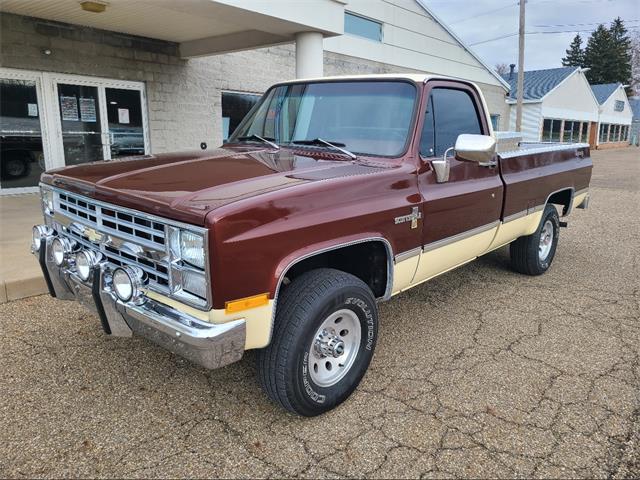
[454, 134, 496, 165]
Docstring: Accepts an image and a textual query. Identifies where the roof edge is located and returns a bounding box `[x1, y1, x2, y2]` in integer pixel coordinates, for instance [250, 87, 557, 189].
[414, 0, 511, 92]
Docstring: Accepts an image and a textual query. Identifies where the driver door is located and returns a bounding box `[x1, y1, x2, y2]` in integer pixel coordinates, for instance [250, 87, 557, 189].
[412, 81, 503, 283]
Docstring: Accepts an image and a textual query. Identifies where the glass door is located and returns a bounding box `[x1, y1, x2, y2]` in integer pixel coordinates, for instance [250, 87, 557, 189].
[56, 83, 105, 165]
[48, 74, 149, 169]
[0, 78, 46, 190]
[105, 88, 146, 158]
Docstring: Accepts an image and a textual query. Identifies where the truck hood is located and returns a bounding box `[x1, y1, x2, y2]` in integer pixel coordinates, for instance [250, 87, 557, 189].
[43, 146, 384, 225]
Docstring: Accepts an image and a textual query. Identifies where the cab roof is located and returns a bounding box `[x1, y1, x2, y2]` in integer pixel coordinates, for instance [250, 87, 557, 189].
[279, 73, 461, 85]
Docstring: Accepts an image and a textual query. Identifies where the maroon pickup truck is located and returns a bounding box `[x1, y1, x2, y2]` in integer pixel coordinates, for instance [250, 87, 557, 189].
[32, 74, 591, 416]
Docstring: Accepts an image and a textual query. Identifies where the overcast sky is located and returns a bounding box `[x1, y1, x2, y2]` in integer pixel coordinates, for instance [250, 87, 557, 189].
[425, 0, 639, 72]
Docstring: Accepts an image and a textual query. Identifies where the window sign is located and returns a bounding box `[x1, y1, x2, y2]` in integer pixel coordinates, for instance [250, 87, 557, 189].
[60, 95, 79, 121]
[79, 97, 97, 122]
[27, 103, 38, 117]
[118, 108, 130, 124]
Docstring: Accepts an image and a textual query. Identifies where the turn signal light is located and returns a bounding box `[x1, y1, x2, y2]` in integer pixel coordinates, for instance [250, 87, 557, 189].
[225, 293, 269, 314]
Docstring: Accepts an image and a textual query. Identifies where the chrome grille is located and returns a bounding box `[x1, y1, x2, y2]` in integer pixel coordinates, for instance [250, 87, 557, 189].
[55, 191, 170, 292]
[65, 227, 170, 289]
[58, 192, 166, 249]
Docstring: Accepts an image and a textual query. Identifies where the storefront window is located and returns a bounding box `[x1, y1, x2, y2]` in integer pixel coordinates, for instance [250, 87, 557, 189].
[571, 121, 580, 143]
[106, 88, 145, 158]
[542, 119, 561, 142]
[562, 120, 573, 142]
[579, 122, 589, 143]
[0, 79, 45, 189]
[599, 123, 608, 143]
[490, 114, 500, 131]
[57, 83, 104, 165]
[222, 91, 261, 141]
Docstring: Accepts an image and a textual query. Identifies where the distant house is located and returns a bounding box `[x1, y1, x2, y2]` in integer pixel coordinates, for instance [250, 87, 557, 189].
[630, 98, 640, 146]
[502, 66, 600, 147]
[591, 83, 633, 148]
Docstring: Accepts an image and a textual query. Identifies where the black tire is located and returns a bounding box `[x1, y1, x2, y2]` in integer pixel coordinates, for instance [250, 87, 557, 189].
[510, 204, 560, 275]
[257, 268, 378, 416]
[1, 151, 32, 180]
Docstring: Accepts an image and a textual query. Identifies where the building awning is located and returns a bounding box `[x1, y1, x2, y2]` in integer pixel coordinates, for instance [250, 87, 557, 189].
[0, 0, 346, 58]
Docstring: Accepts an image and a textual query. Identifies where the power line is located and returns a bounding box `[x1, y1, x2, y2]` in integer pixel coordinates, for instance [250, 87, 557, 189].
[450, 2, 518, 25]
[470, 33, 519, 46]
[533, 19, 639, 28]
[470, 24, 640, 45]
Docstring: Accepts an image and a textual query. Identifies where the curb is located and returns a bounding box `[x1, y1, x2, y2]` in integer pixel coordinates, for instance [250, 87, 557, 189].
[0, 275, 47, 304]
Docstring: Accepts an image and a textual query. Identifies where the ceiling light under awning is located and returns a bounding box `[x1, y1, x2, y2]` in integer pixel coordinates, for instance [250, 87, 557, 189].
[80, 1, 108, 14]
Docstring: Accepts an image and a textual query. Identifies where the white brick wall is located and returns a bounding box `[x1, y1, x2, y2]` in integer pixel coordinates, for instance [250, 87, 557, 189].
[0, 13, 508, 152]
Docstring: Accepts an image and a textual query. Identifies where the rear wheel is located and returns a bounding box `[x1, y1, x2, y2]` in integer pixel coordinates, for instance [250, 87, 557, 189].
[510, 204, 560, 275]
[257, 268, 378, 416]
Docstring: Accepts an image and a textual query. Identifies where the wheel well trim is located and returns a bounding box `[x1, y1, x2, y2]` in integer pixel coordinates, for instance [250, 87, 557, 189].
[544, 186, 575, 216]
[267, 236, 394, 345]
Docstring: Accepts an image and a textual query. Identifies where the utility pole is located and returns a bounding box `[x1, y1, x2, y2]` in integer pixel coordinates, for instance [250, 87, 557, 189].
[515, 0, 526, 132]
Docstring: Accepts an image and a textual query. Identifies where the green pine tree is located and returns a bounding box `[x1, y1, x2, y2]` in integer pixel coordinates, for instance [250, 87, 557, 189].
[562, 34, 585, 67]
[608, 17, 632, 89]
[583, 24, 616, 84]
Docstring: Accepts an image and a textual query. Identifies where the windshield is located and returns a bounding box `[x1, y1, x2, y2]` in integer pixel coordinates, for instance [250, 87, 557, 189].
[228, 81, 417, 157]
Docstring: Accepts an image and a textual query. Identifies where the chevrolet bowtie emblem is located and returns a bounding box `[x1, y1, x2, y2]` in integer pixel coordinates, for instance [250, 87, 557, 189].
[394, 207, 422, 229]
[84, 227, 104, 243]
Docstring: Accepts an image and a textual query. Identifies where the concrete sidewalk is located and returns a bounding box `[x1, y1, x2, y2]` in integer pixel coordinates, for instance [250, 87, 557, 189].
[0, 193, 46, 303]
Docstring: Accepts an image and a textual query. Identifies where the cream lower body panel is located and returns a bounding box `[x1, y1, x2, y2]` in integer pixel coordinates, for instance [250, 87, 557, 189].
[144, 290, 274, 350]
[392, 209, 548, 295]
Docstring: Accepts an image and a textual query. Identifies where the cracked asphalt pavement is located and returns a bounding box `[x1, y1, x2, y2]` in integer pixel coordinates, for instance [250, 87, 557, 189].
[1, 148, 638, 478]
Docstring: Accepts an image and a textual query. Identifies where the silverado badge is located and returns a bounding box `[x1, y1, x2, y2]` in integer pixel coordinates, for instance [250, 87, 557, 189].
[394, 207, 422, 229]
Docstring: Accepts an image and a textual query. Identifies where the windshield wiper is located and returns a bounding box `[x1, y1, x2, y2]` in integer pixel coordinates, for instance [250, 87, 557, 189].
[292, 138, 357, 159]
[236, 134, 280, 150]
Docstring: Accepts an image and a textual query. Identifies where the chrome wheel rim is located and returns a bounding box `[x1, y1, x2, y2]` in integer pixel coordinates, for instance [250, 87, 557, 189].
[308, 309, 361, 388]
[538, 219, 554, 261]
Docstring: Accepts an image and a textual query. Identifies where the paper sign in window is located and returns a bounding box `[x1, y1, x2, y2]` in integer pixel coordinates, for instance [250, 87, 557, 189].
[27, 103, 38, 117]
[79, 97, 97, 122]
[118, 108, 130, 124]
[60, 96, 79, 121]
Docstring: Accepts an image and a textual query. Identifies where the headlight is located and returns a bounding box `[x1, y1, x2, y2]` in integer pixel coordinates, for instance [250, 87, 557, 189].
[180, 230, 205, 269]
[180, 268, 207, 300]
[40, 186, 54, 215]
[112, 266, 147, 304]
[75, 250, 102, 281]
[170, 229, 206, 270]
[32, 225, 53, 252]
[51, 237, 76, 266]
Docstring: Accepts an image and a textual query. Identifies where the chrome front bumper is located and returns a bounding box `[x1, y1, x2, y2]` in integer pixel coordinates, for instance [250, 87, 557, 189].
[33, 231, 245, 370]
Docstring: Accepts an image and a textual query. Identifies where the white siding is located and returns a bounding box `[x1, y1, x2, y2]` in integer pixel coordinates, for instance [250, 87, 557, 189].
[541, 70, 599, 123]
[598, 87, 633, 125]
[507, 103, 543, 142]
[323, 0, 507, 88]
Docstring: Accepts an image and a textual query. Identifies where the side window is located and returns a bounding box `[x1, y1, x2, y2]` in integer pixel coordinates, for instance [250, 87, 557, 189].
[431, 88, 482, 157]
[419, 96, 435, 157]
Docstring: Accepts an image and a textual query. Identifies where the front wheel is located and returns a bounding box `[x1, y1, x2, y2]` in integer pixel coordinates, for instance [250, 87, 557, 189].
[257, 268, 378, 416]
[510, 204, 560, 275]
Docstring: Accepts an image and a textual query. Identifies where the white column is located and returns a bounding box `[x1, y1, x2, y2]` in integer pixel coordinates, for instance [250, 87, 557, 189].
[295, 32, 324, 79]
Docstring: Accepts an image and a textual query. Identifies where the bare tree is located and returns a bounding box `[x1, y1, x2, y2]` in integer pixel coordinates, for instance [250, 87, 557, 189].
[495, 63, 510, 76]
[631, 30, 640, 96]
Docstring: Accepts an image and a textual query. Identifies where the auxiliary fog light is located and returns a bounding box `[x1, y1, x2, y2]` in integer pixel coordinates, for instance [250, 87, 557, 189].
[51, 237, 77, 266]
[112, 266, 147, 304]
[75, 250, 103, 281]
[32, 225, 53, 252]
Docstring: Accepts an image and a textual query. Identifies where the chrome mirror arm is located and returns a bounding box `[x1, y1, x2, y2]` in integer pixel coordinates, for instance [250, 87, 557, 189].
[431, 147, 453, 183]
